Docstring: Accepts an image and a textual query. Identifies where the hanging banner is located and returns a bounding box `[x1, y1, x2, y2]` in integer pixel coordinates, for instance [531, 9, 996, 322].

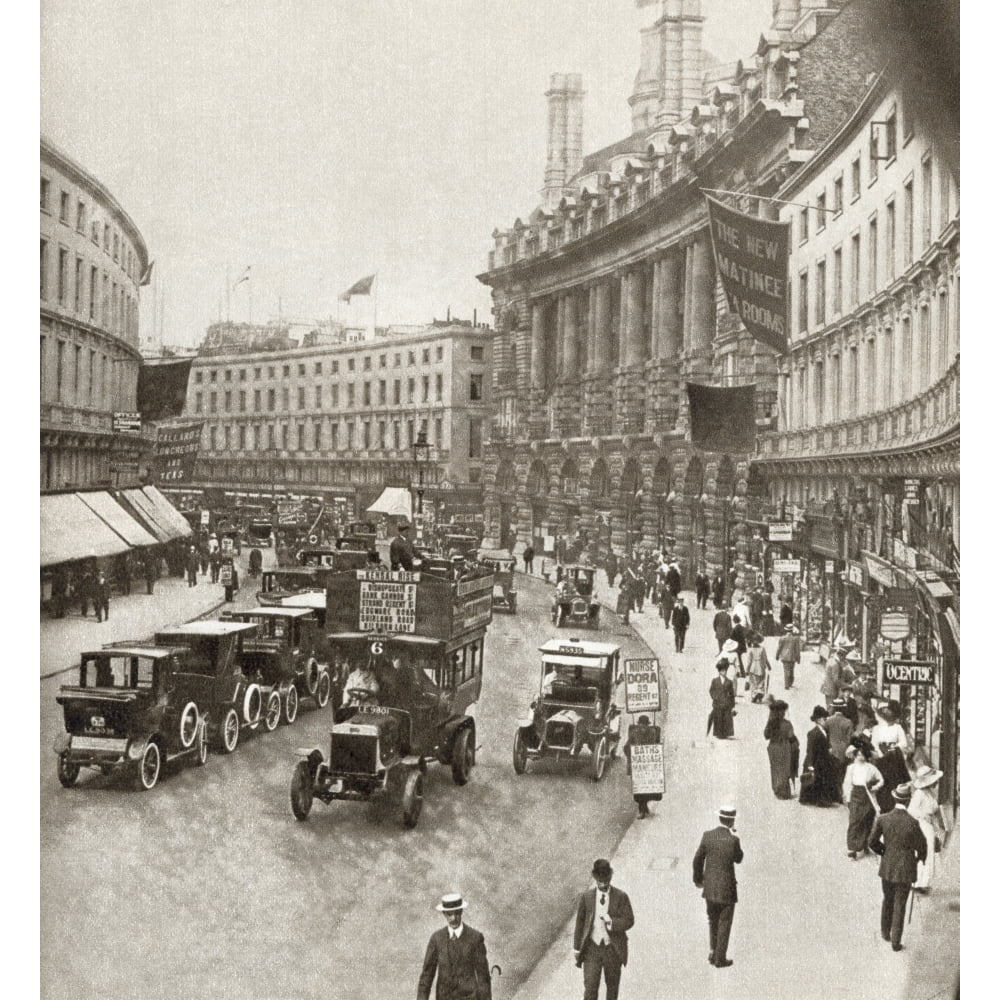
[137, 358, 194, 421]
[153, 422, 204, 483]
[705, 194, 789, 353]
[686, 382, 757, 453]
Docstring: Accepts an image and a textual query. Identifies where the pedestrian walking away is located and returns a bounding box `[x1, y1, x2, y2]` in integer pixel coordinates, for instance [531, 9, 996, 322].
[763, 698, 799, 799]
[729, 617, 747, 676]
[186, 546, 199, 587]
[605, 551, 618, 588]
[658, 585, 675, 625]
[745, 633, 771, 703]
[711, 573, 725, 609]
[693, 806, 743, 968]
[670, 597, 690, 652]
[707, 658, 736, 740]
[907, 764, 948, 891]
[523, 544, 535, 574]
[712, 608, 732, 653]
[825, 699, 854, 801]
[775, 624, 802, 689]
[417, 892, 492, 1000]
[93, 570, 110, 623]
[800, 706, 839, 806]
[868, 783, 927, 951]
[624, 715, 662, 819]
[573, 858, 634, 1000]
[843, 737, 884, 858]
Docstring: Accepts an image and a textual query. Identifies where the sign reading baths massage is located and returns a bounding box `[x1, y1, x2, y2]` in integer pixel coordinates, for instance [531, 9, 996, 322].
[706, 195, 789, 353]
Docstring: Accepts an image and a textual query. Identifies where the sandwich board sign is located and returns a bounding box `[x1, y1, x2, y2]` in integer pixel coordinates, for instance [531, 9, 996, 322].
[624, 657, 661, 714]
[630, 743, 665, 796]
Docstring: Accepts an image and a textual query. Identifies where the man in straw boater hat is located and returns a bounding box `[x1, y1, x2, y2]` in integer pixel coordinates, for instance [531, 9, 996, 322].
[692, 805, 744, 968]
[868, 783, 927, 952]
[573, 858, 635, 1000]
[417, 892, 492, 1000]
[775, 623, 802, 690]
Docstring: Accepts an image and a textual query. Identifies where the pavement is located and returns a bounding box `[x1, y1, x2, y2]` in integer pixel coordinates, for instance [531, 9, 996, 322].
[39, 548, 275, 679]
[511, 568, 954, 1000]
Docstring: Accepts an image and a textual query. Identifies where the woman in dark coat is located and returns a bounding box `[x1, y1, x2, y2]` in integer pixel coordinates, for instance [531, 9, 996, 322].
[800, 705, 839, 805]
[764, 699, 798, 799]
[707, 658, 736, 739]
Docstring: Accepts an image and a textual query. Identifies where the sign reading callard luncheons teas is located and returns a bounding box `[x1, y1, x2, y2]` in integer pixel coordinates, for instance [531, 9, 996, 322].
[154, 422, 204, 483]
[706, 195, 789, 353]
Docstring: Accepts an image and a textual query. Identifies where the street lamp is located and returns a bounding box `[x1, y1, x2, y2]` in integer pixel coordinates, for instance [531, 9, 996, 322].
[412, 424, 430, 518]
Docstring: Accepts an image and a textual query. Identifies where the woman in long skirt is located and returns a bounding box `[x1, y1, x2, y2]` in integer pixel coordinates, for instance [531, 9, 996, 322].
[708, 658, 736, 739]
[764, 699, 798, 799]
[908, 764, 947, 891]
[842, 740, 884, 857]
[800, 706, 839, 806]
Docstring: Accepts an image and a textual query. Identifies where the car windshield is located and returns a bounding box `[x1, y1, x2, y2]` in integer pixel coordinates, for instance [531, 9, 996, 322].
[80, 655, 155, 690]
[541, 659, 606, 690]
[242, 615, 289, 640]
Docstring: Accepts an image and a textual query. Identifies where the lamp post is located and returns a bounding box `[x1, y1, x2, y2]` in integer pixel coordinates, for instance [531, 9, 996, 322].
[412, 425, 430, 536]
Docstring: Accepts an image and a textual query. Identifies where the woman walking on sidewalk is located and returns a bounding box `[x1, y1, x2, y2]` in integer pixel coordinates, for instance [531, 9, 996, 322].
[871, 703, 911, 813]
[763, 699, 798, 799]
[908, 764, 947, 891]
[843, 739, 884, 857]
[746, 634, 771, 703]
[708, 659, 736, 740]
[800, 706, 839, 806]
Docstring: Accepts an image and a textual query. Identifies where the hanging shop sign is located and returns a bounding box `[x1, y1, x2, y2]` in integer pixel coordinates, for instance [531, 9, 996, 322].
[893, 538, 918, 569]
[903, 479, 921, 504]
[863, 553, 897, 588]
[883, 659, 935, 686]
[847, 561, 866, 588]
[113, 411, 142, 434]
[624, 658, 661, 715]
[772, 558, 801, 574]
[879, 610, 912, 642]
[769, 523, 793, 542]
[825, 560, 835, 574]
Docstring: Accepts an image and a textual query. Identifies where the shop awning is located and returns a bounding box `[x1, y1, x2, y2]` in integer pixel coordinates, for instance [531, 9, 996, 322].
[142, 486, 193, 539]
[40, 494, 132, 567]
[365, 487, 413, 520]
[76, 491, 158, 548]
[118, 489, 175, 543]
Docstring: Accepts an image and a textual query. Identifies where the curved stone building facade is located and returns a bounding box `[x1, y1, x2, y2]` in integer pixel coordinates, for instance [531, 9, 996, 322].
[40, 136, 149, 489]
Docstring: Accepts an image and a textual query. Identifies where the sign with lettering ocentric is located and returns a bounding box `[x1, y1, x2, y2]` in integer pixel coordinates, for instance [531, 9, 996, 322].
[706, 195, 790, 353]
[883, 659, 935, 686]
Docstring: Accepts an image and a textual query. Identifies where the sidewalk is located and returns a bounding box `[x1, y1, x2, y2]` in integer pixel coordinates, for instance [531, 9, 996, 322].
[513, 569, 936, 1000]
[40, 549, 272, 679]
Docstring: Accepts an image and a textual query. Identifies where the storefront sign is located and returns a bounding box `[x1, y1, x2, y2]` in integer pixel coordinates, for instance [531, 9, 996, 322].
[200, 509, 210, 526]
[863, 553, 896, 588]
[847, 561, 865, 588]
[772, 559, 801, 574]
[825, 560, 835, 574]
[768, 523, 793, 542]
[883, 659, 935, 686]
[892, 538, 918, 569]
[904, 479, 921, 504]
[113, 411, 142, 434]
[624, 658, 661, 714]
[630, 743, 665, 796]
[154, 422, 203, 483]
[219, 563, 233, 586]
[879, 610, 911, 641]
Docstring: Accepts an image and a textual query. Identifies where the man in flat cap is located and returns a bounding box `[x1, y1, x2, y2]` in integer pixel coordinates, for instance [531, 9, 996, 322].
[417, 892, 492, 1000]
[693, 806, 744, 968]
[868, 783, 927, 952]
[573, 859, 635, 1000]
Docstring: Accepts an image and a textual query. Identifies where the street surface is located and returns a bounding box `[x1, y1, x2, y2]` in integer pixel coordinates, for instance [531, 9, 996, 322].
[40, 565, 654, 1000]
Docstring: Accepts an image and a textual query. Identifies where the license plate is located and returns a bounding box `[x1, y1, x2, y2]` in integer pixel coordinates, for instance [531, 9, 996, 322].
[71, 736, 128, 754]
[90, 715, 106, 729]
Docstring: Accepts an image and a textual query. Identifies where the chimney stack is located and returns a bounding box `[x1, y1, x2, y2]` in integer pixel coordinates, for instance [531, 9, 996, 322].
[542, 73, 585, 208]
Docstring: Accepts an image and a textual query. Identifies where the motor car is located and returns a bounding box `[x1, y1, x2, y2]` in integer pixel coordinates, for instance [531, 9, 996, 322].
[512, 637, 623, 781]
[222, 606, 332, 724]
[247, 521, 273, 548]
[153, 620, 265, 754]
[477, 548, 517, 613]
[551, 565, 601, 628]
[53, 646, 209, 791]
[443, 532, 479, 558]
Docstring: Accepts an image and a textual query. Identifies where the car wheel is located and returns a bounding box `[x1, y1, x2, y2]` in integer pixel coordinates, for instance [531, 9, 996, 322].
[512, 729, 528, 775]
[195, 721, 208, 766]
[290, 760, 313, 821]
[283, 685, 299, 725]
[135, 741, 161, 791]
[591, 736, 608, 782]
[401, 770, 424, 828]
[178, 701, 199, 749]
[57, 752, 80, 788]
[451, 727, 473, 786]
[218, 707, 240, 754]
[242, 684, 262, 727]
[315, 670, 332, 708]
[263, 691, 281, 732]
[304, 659, 319, 696]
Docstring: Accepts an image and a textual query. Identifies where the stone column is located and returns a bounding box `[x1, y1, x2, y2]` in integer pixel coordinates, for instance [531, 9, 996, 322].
[587, 286, 598, 372]
[660, 250, 683, 359]
[650, 259, 663, 357]
[682, 243, 695, 352]
[625, 267, 645, 365]
[690, 234, 714, 352]
[595, 281, 613, 370]
[530, 301, 545, 390]
[618, 271, 630, 363]
[564, 292, 579, 374]
[555, 295, 566, 378]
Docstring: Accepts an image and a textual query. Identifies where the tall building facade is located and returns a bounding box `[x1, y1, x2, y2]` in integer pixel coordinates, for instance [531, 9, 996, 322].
[40, 137, 150, 490]
[178, 321, 493, 517]
[478, 0, 867, 584]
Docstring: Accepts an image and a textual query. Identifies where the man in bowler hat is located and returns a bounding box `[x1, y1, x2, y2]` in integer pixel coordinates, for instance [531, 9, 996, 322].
[692, 806, 744, 968]
[417, 892, 492, 1000]
[868, 783, 927, 951]
[390, 520, 416, 571]
[573, 859, 635, 1000]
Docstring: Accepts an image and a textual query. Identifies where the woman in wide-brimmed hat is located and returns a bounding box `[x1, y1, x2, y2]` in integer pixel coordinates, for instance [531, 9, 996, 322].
[763, 698, 799, 799]
[800, 706, 839, 806]
[908, 764, 948, 891]
[842, 737, 883, 857]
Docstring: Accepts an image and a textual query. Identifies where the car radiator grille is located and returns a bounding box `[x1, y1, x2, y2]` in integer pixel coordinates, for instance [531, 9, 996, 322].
[329, 733, 378, 775]
[545, 721, 575, 750]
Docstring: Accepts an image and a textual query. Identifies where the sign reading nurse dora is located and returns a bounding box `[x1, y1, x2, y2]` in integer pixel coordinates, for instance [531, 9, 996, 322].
[706, 195, 789, 353]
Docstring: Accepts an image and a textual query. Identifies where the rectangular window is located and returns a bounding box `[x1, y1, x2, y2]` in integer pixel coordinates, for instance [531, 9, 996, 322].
[885, 108, 897, 161]
[903, 178, 914, 266]
[254, 367, 262, 379]
[469, 373, 483, 401]
[89, 266, 97, 319]
[422, 349, 430, 364]
[239, 426, 247, 449]
[59, 190, 69, 224]
[101, 274, 109, 325]
[55, 341, 65, 401]
[91, 220, 99, 244]
[816, 192, 827, 231]
[348, 358, 355, 372]
[362, 423, 370, 449]
[88, 350, 95, 404]
[363, 382, 371, 406]
[239, 390, 246, 412]
[314, 422, 321, 450]
[298, 424, 305, 451]
[331, 360, 339, 374]
[210, 392, 217, 413]
[298, 363, 305, 376]
[799, 207, 808, 243]
[833, 247, 843, 315]
[421, 376, 429, 402]
[394, 353, 401, 368]
[73, 345, 81, 401]
[922, 155, 933, 248]
[40, 239, 48, 299]
[363, 356, 371, 371]
[224, 390, 232, 411]
[195, 392, 203, 413]
[940, 168, 951, 231]
[378, 421, 386, 449]
[471, 345, 484, 361]
[239, 369, 246, 381]
[469, 417, 483, 459]
[331, 385, 339, 407]
[379, 354, 386, 368]
[407, 378, 415, 402]
[104, 224, 110, 251]
[815, 259, 826, 327]
[254, 389, 261, 410]
[297, 386, 305, 409]
[282, 387, 290, 409]
[886, 199, 896, 281]
[868, 215, 878, 294]
[57, 247, 68, 305]
[436, 346, 444, 361]
[851, 157, 861, 201]
[282, 365, 290, 377]
[435, 417, 443, 447]
[268, 366, 275, 378]
[798, 270, 809, 333]
[281, 425, 288, 450]
[223, 426, 231, 450]
[408, 351, 416, 366]
[268, 425, 275, 449]
[224, 369, 232, 382]
[833, 176, 844, 217]
[314, 362, 322, 375]
[435, 373, 443, 401]
[40, 177, 50, 211]
[393, 379, 401, 405]
[407, 420, 414, 448]
[253, 426, 260, 450]
[850, 233, 861, 308]
[314, 385, 322, 407]
[268, 389, 276, 411]
[113, 232, 119, 261]
[76, 200, 85, 233]
[209, 427, 217, 451]
[74, 256, 83, 312]
[348, 383, 355, 406]
[378, 380, 386, 404]
[868, 128, 880, 182]
[210, 369, 217, 383]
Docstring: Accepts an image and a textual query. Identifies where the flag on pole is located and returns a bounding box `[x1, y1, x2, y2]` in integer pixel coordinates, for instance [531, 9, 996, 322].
[339, 273, 375, 302]
[686, 382, 757, 453]
[139, 261, 155, 287]
[233, 266, 251, 289]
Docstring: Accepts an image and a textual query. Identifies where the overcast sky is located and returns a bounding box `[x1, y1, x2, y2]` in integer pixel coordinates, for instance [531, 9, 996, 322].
[41, 0, 771, 348]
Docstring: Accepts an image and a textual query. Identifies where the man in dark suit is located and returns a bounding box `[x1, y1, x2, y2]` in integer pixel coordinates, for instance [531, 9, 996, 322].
[693, 806, 743, 968]
[573, 858, 635, 1000]
[670, 597, 691, 652]
[390, 520, 416, 571]
[417, 892, 492, 1000]
[869, 783, 927, 951]
[712, 608, 732, 653]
